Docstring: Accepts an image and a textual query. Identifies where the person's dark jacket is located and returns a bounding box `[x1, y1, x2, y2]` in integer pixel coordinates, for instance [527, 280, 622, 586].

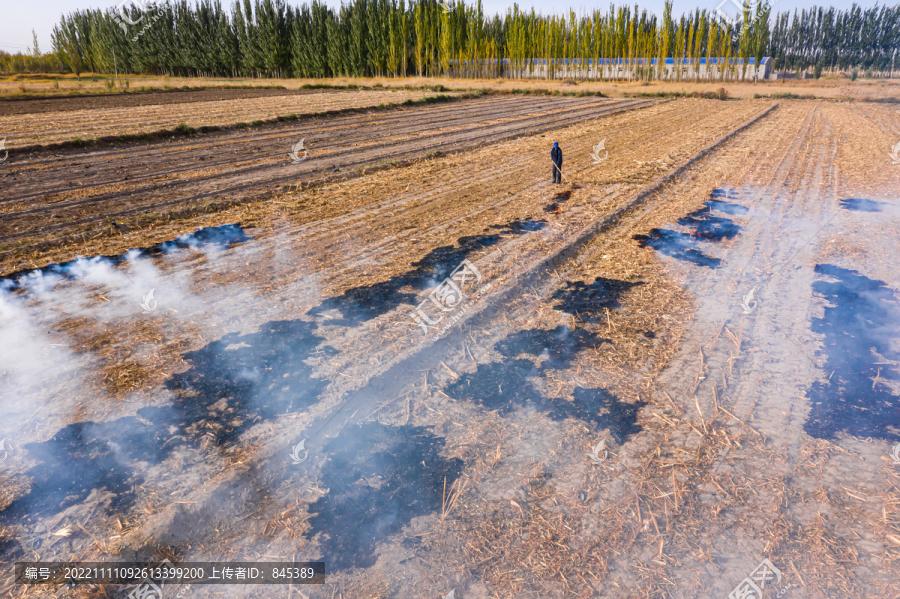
[551, 146, 562, 166]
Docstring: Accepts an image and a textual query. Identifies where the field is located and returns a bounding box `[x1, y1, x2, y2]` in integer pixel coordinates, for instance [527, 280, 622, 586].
[4, 73, 900, 102]
[1, 83, 900, 599]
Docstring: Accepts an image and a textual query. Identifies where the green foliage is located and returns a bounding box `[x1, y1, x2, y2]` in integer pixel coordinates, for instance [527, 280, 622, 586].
[770, 5, 900, 76]
[7, 0, 894, 81]
[754, 92, 818, 99]
[626, 88, 726, 99]
[401, 93, 453, 104]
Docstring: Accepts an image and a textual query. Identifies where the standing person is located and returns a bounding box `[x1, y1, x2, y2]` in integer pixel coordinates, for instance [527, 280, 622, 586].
[551, 142, 563, 184]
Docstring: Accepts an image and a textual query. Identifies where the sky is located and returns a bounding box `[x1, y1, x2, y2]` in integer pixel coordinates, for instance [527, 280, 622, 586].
[0, 0, 871, 56]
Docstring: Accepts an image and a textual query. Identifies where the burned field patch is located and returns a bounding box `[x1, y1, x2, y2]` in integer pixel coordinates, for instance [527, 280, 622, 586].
[543, 187, 576, 213]
[0, 225, 255, 529]
[632, 188, 746, 268]
[838, 198, 892, 213]
[2, 407, 181, 520]
[2, 316, 334, 523]
[488, 218, 547, 234]
[308, 219, 546, 326]
[308, 233, 501, 325]
[165, 319, 337, 446]
[496, 325, 610, 367]
[804, 264, 900, 441]
[676, 211, 741, 242]
[554, 189, 573, 202]
[0, 223, 248, 290]
[446, 323, 644, 443]
[444, 361, 642, 443]
[633, 228, 723, 267]
[551, 276, 645, 321]
[308, 423, 463, 572]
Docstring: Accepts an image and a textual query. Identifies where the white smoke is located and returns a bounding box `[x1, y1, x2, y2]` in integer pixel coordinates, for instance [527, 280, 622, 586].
[0, 289, 82, 437]
[0, 232, 268, 441]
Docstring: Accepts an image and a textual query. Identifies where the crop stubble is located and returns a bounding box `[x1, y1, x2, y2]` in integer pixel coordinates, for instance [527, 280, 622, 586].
[0, 95, 653, 267]
[2, 97, 899, 598]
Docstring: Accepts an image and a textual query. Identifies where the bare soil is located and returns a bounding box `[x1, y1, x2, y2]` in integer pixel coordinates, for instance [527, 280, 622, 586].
[0, 95, 652, 268]
[0, 87, 349, 116]
[0, 88, 468, 147]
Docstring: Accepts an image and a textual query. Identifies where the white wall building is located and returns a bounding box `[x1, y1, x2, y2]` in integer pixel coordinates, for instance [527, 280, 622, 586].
[450, 57, 772, 81]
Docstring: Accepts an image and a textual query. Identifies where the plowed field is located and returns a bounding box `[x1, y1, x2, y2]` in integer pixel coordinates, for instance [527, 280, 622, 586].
[0, 94, 648, 265]
[0, 88, 467, 147]
[1, 92, 899, 599]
